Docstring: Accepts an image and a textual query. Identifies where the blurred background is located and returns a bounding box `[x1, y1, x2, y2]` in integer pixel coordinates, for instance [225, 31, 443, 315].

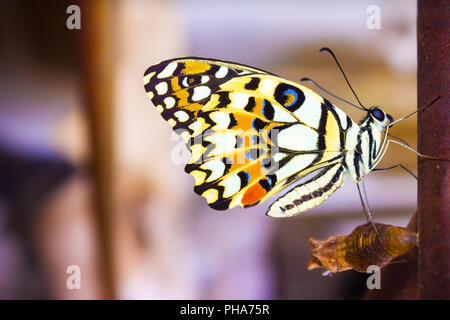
[0, 0, 418, 299]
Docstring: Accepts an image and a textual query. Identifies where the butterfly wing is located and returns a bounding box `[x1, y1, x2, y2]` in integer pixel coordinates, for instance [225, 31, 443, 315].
[144, 59, 356, 215]
[143, 57, 274, 143]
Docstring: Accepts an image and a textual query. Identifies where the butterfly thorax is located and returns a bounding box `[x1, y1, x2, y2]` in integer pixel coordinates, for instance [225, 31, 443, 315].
[344, 115, 386, 182]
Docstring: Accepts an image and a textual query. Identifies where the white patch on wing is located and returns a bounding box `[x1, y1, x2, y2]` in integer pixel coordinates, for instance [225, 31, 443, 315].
[201, 160, 225, 182]
[155, 82, 168, 95]
[174, 111, 189, 122]
[192, 86, 211, 101]
[210, 111, 231, 129]
[272, 152, 288, 163]
[206, 133, 236, 155]
[230, 92, 249, 109]
[237, 70, 251, 75]
[275, 154, 317, 182]
[164, 96, 175, 109]
[293, 94, 323, 129]
[259, 78, 276, 96]
[277, 124, 318, 151]
[215, 66, 228, 78]
[188, 120, 200, 132]
[221, 174, 241, 197]
[332, 105, 350, 130]
[272, 104, 297, 122]
[157, 62, 177, 78]
[201, 75, 210, 84]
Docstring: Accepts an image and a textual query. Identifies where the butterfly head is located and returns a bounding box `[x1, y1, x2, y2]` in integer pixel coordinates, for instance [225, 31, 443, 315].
[369, 106, 393, 128]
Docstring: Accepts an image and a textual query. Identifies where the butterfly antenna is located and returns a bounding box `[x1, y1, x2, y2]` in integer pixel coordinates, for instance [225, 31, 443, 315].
[319, 47, 369, 111]
[300, 77, 367, 111]
[388, 96, 441, 128]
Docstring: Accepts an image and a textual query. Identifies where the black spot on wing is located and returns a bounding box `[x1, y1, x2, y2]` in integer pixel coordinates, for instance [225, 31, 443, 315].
[244, 77, 261, 90]
[244, 97, 256, 112]
[237, 171, 250, 188]
[228, 113, 238, 129]
[261, 100, 275, 120]
[215, 91, 232, 108]
[274, 83, 305, 113]
[251, 118, 268, 130]
[209, 198, 232, 211]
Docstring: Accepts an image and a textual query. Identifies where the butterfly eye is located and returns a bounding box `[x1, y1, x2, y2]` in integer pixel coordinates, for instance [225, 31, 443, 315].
[371, 107, 385, 121]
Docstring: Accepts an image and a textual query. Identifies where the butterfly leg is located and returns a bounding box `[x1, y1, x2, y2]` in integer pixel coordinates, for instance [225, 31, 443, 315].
[373, 164, 417, 180]
[356, 181, 382, 242]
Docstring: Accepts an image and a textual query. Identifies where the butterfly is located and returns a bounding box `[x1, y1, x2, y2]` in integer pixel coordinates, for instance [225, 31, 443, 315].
[143, 49, 436, 218]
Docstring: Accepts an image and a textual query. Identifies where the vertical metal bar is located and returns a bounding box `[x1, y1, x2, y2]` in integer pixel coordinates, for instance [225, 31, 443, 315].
[79, 0, 116, 299]
[417, 0, 450, 299]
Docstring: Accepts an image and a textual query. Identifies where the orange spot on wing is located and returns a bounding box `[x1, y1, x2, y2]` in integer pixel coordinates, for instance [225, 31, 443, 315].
[252, 98, 264, 116]
[284, 93, 295, 106]
[242, 182, 266, 206]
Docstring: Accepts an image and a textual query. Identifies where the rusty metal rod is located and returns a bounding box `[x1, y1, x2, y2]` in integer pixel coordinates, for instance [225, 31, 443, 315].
[417, 0, 450, 300]
[79, 0, 116, 299]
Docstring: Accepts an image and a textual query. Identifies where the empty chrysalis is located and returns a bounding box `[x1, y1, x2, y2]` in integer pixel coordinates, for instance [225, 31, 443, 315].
[307, 222, 418, 273]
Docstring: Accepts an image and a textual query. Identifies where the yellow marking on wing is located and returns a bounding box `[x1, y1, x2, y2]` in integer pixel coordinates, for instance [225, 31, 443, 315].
[173, 89, 190, 107]
[324, 110, 341, 148]
[143, 72, 155, 85]
[180, 131, 190, 143]
[190, 170, 207, 186]
[183, 103, 204, 114]
[189, 144, 207, 164]
[167, 119, 177, 127]
[171, 77, 181, 91]
[202, 189, 219, 203]
[182, 61, 211, 74]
